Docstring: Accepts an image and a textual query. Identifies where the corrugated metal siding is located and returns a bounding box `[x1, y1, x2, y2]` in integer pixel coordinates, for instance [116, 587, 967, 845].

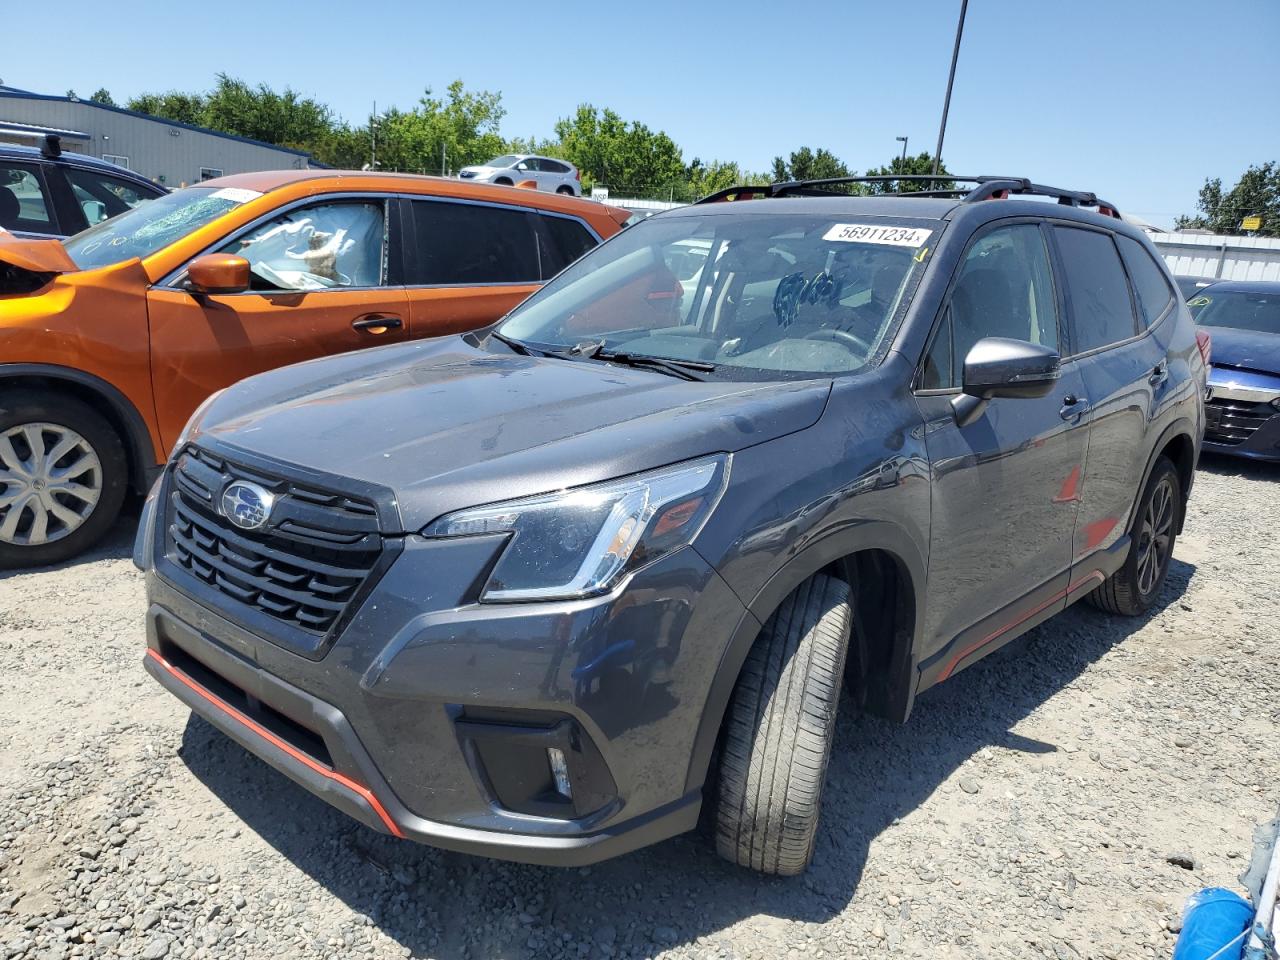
[0, 95, 314, 187]
[1150, 231, 1280, 282]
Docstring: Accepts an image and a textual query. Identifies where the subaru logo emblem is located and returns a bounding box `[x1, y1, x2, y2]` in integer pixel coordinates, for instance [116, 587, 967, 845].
[221, 481, 275, 531]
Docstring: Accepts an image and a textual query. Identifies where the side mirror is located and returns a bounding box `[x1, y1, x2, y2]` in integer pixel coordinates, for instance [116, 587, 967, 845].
[185, 254, 250, 296]
[81, 199, 108, 225]
[951, 337, 1061, 426]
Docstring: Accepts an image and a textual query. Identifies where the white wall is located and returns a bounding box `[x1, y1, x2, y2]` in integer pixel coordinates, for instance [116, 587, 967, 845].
[1149, 231, 1280, 282]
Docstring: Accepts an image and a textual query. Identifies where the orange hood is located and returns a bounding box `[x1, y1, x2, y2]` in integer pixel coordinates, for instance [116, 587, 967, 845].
[0, 229, 79, 274]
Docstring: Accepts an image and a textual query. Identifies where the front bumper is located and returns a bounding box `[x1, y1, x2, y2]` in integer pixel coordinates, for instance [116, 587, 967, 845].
[141, 523, 752, 865]
[1203, 374, 1280, 461]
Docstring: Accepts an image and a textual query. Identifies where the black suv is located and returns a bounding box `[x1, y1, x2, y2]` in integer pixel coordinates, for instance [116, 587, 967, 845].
[136, 176, 1206, 876]
[0, 133, 164, 238]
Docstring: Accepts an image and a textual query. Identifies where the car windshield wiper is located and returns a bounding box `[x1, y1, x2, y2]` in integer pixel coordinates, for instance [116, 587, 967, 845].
[488, 330, 554, 358]
[594, 349, 715, 382]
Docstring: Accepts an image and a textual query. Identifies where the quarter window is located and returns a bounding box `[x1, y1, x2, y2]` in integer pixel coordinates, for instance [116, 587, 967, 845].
[1116, 235, 1174, 327]
[220, 201, 385, 292]
[1053, 227, 1138, 353]
[537, 215, 597, 276]
[410, 200, 540, 285]
[0, 163, 54, 232]
[922, 223, 1059, 389]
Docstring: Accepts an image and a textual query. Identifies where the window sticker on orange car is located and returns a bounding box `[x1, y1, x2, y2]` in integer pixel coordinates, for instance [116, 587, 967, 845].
[209, 187, 263, 204]
[822, 224, 933, 248]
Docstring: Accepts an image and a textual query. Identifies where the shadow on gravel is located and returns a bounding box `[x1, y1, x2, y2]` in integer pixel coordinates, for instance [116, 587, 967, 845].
[0, 504, 138, 583]
[178, 557, 1196, 958]
[1197, 452, 1280, 481]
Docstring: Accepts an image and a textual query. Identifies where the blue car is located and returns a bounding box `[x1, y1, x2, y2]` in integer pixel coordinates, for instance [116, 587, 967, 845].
[0, 133, 165, 239]
[1192, 280, 1280, 461]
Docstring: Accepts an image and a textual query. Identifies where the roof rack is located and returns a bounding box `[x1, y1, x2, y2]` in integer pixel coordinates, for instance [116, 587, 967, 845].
[0, 126, 63, 158]
[695, 175, 1121, 219]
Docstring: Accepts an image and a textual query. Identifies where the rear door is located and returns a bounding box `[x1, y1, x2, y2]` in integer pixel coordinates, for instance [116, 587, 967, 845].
[403, 197, 592, 337]
[146, 195, 410, 452]
[916, 220, 1091, 683]
[1050, 225, 1168, 563]
[57, 165, 159, 233]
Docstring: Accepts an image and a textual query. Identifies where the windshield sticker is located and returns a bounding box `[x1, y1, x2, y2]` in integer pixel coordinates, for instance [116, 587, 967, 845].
[823, 224, 933, 248]
[209, 187, 263, 204]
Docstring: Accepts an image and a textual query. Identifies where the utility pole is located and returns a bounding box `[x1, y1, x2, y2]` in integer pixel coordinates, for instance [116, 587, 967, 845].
[370, 100, 377, 171]
[932, 0, 969, 177]
[896, 136, 909, 167]
[442, 142, 447, 177]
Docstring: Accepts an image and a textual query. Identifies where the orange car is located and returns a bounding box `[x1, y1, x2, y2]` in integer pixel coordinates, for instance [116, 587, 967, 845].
[0, 170, 630, 567]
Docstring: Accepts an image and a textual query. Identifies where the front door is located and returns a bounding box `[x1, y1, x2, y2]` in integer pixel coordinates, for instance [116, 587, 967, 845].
[915, 221, 1092, 683]
[146, 198, 409, 453]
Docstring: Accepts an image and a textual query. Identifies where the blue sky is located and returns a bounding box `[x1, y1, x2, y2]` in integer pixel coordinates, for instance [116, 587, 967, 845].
[4, 0, 1277, 228]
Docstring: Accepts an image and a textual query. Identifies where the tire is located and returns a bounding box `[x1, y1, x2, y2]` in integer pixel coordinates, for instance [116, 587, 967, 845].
[493, 177, 513, 186]
[0, 390, 128, 569]
[556, 185, 575, 195]
[1086, 456, 1180, 616]
[715, 574, 852, 875]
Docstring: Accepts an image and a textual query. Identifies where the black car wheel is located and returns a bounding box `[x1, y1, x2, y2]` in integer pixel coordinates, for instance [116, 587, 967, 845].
[1087, 456, 1180, 616]
[0, 391, 128, 569]
[714, 574, 851, 875]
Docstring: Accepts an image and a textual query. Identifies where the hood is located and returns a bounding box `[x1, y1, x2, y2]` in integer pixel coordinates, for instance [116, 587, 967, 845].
[0, 230, 78, 274]
[197, 337, 832, 532]
[1203, 325, 1280, 374]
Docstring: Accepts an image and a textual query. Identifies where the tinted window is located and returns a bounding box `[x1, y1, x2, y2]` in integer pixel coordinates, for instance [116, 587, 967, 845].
[65, 168, 155, 225]
[1054, 227, 1137, 352]
[0, 162, 54, 232]
[1117, 235, 1174, 327]
[411, 200, 540, 284]
[221, 201, 385, 291]
[922, 223, 1059, 388]
[542, 159, 569, 174]
[537, 215, 597, 276]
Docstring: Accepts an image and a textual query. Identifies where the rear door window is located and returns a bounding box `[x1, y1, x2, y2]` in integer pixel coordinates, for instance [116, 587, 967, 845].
[1116, 235, 1174, 327]
[1053, 227, 1139, 353]
[65, 167, 156, 226]
[409, 200, 540, 284]
[0, 162, 56, 233]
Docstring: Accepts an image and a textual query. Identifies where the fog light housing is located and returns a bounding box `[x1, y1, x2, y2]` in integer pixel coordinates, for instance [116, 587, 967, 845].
[547, 747, 573, 799]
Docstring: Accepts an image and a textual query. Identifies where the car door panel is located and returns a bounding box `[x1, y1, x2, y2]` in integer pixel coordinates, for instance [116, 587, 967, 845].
[916, 360, 1090, 683]
[146, 286, 410, 453]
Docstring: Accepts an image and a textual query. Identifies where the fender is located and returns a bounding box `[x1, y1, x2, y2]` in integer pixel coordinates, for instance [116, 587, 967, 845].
[682, 519, 927, 796]
[1136, 417, 1199, 535]
[0, 362, 160, 493]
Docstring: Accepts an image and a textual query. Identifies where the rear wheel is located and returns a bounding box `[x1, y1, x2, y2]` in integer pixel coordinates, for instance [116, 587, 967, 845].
[714, 574, 852, 875]
[0, 391, 128, 569]
[556, 185, 575, 195]
[1087, 456, 1180, 616]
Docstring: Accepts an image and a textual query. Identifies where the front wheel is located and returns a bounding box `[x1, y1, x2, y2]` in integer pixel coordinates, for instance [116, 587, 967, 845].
[0, 391, 128, 569]
[714, 574, 852, 875]
[1086, 456, 1180, 616]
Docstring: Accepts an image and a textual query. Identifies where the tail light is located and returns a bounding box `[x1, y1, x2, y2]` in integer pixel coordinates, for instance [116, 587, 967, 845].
[1195, 330, 1211, 368]
[575, 168, 580, 181]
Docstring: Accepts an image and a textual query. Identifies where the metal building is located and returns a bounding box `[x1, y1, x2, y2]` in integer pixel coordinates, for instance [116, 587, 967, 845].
[0, 86, 319, 188]
[1149, 230, 1280, 282]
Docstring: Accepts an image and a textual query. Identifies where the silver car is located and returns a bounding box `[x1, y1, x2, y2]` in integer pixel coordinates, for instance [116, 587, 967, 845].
[458, 154, 581, 195]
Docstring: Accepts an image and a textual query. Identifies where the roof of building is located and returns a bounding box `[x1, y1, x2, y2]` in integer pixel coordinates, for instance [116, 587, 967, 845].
[0, 88, 314, 160]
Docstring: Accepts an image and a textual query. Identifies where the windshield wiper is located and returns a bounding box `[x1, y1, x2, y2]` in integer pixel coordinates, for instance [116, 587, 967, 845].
[488, 330, 551, 357]
[594, 350, 715, 382]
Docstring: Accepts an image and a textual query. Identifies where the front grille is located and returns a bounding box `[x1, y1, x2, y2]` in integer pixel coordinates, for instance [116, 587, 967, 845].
[1205, 397, 1276, 446]
[165, 446, 382, 637]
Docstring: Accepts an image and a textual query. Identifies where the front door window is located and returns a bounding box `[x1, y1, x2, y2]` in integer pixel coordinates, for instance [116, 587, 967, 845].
[221, 202, 386, 291]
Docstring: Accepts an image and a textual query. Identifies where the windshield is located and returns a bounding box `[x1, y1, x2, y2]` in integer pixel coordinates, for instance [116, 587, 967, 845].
[497, 212, 937, 378]
[485, 155, 520, 168]
[62, 186, 261, 270]
[1191, 288, 1280, 334]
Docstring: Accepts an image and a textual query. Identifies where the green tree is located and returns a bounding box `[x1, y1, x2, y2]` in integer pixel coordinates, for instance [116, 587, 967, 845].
[89, 88, 116, 106]
[1176, 162, 1279, 237]
[365, 80, 506, 174]
[126, 91, 208, 126]
[862, 151, 953, 193]
[770, 147, 851, 183]
[201, 74, 334, 150]
[553, 105, 686, 196]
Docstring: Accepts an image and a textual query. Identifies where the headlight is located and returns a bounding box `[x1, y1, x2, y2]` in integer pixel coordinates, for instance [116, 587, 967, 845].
[424, 455, 729, 602]
[174, 387, 226, 450]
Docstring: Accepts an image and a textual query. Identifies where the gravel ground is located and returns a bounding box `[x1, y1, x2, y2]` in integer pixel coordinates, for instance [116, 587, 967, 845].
[1, 453, 1277, 960]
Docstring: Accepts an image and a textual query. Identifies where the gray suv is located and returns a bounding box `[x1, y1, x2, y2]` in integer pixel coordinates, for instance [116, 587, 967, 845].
[136, 176, 1207, 876]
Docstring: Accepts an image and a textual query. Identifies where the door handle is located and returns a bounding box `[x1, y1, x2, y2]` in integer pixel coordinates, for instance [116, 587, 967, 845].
[1148, 362, 1168, 388]
[1059, 395, 1089, 423]
[352, 315, 403, 333]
